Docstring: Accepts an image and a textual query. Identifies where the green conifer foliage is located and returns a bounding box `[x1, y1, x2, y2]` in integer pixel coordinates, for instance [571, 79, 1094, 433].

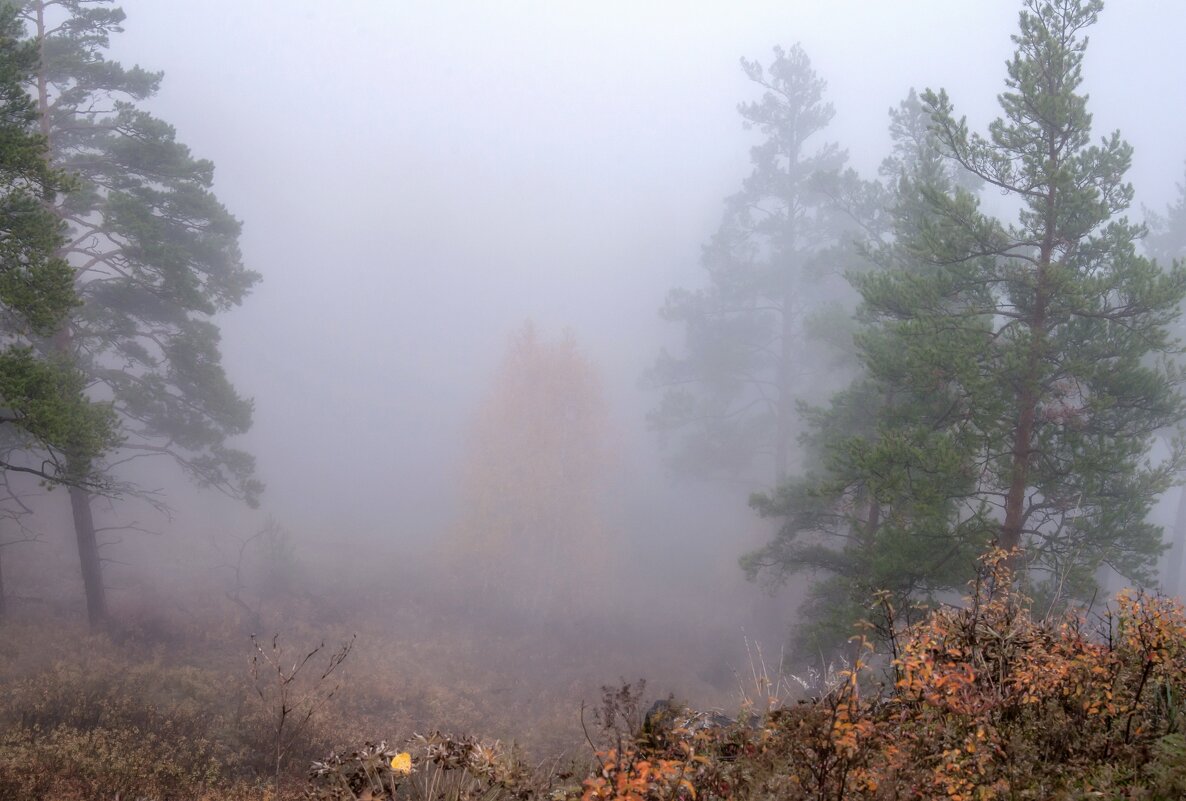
[21, 0, 261, 623]
[1147, 167, 1186, 266]
[744, 92, 993, 653]
[747, 0, 1186, 652]
[1145, 167, 1186, 595]
[0, 0, 115, 619]
[0, 0, 110, 484]
[646, 44, 861, 488]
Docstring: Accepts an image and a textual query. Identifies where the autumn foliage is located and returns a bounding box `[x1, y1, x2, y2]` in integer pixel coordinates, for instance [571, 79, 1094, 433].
[448, 323, 617, 616]
[11, 545, 1186, 799]
[567, 550, 1186, 800]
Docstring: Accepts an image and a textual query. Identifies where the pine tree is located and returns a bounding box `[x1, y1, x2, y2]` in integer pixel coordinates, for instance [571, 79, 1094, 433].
[914, 0, 1185, 587]
[0, 0, 113, 486]
[743, 92, 992, 653]
[1146, 167, 1186, 266]
[0, 0, 113, 618]
[21, 0, 261, 623]
[1145, 167, 1186, 595]
[646, 44, 863, 489]
[747, 0, 1186, 652]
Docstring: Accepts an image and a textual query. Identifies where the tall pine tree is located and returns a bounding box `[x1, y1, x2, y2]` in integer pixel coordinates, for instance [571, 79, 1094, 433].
[22, 0, 260, 623]
[1145, 167, 1186, 595]
[646, 44, 862, 489]
[743, 91, 992, 652]
[914, 0, 1185, 586]
[748, 0, 1186, 652]
[1146, 167, 1186, 266]
[0, 0, 113, 618]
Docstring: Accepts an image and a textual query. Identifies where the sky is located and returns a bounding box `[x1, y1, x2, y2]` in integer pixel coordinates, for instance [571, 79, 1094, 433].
[91, 0, 1186, 559]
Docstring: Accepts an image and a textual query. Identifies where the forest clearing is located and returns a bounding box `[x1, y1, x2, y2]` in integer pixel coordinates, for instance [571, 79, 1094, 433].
[4, 0, 1186, 797]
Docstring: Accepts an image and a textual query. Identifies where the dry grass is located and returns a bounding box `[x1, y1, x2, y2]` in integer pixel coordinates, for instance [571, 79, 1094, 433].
[0, 548, 760, 799]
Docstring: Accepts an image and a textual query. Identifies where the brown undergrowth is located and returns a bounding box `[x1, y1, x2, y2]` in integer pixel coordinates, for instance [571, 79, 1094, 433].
[0, 553, 736, 800]
[6, 550, 1186, 799]
[565, 550, 1186, 801]
[301, 550, 1186, 801]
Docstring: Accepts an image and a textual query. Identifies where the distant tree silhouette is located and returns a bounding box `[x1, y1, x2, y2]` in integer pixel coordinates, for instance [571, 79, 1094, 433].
[449, 322, 616, 617]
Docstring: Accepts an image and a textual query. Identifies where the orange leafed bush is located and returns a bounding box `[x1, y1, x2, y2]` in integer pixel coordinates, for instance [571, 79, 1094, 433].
[559, 550, 1186, 801]
[581, 748, 700, 801]
[862, 552, 1186, 799]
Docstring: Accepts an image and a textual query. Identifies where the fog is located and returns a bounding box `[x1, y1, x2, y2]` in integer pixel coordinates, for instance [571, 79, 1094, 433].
[105, 0, 1184, 540]
[7, 0, 1186, 755]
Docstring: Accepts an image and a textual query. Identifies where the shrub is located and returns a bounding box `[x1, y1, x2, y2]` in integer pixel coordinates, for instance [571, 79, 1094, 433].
[0, 724, 223, 801]
[308, 732, 552, 801]
[568, 549, 1186, 800]
[0, 623, 342, 799]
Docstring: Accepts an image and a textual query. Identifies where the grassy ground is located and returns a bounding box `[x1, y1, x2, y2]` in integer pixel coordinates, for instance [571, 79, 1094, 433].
[9, 551, 1186, 799]
[0, 551, 774, 799]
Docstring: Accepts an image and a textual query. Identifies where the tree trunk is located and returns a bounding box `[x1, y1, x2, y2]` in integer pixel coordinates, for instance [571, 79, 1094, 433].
[34, 1, 50, 142]
[865, 494, 881, 540]
[32, 6, 105, 626]
[1000, 163, 1058, 558]
[0, 545, 7, 621]
[774, 254, 797, 486]
[1000, 381, 1038, 552]
[69, 482, 106, 625]
[774, 319, 793, 485]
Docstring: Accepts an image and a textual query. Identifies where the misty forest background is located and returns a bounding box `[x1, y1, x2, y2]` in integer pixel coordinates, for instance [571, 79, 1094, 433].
[6, 0, 1186, 796]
